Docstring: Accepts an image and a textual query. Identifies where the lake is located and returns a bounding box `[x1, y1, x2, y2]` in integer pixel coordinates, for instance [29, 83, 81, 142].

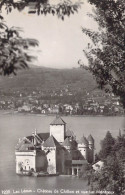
[0, 114, 124, 194]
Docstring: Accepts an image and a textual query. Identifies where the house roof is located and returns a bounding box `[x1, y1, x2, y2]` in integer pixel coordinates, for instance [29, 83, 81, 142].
[92, 161, 104, 170]
[16, 132, 50, 151]
[79, 136, 88, 145]
[17, 143, 34, 151]
[72, 160, 87, 165]
[15, 137, 34, 151]
[38, 133, 50, 141]
[43, 135, 61, 148]
[88, 134, 94, 143]
[27, 133, 49, 143]
[50, 116, 66, 125]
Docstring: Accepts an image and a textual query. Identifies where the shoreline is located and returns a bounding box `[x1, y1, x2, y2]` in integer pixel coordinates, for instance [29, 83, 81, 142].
[0, 110, 124, 118]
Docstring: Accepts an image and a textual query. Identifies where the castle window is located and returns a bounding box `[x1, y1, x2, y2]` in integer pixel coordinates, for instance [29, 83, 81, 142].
[49, 159, 50, 161]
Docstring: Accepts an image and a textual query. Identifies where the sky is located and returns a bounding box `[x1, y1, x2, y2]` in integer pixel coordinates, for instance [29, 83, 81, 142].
[2, 0, 98, 69]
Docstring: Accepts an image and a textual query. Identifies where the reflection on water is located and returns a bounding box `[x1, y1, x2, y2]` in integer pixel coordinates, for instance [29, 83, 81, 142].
[0, 114, 124, 192]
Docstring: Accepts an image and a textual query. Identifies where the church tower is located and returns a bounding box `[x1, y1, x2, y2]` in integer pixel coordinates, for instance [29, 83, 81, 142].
[50, 116, 66, 143]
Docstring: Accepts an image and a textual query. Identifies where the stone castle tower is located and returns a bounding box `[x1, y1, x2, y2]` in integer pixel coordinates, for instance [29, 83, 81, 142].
[42, 135, 65, 174]
[78, 134, 94, 163]
[87, 134, 94, 163]
[78, 135, 89, 161]
[50, 116, 94, 163]
[50, 115, 66, 143]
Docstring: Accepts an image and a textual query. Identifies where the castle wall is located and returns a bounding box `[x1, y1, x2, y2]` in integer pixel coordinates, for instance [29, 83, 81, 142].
[36, 152, 48, 172]
[46, 148, 56, 174]
[56, 148, 69, 174]
[88, 145, 94, 163]
[56, 148, 63, 173]
[63, 149, 72, 175]
[15, 151, 36, 174]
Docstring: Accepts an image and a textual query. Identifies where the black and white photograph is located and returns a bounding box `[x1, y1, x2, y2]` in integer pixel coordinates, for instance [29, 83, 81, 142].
[0, 0, 125, 195]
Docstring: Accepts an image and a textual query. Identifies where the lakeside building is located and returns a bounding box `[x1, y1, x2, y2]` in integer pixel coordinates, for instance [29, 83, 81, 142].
[15, 116, 94, 176]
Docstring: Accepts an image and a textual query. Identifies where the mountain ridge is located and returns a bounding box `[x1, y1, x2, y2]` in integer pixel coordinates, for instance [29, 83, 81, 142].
[0, 66, 98, 95]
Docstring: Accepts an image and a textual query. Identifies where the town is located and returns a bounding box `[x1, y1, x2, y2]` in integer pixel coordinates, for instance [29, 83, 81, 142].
[0, 88, 124, 116]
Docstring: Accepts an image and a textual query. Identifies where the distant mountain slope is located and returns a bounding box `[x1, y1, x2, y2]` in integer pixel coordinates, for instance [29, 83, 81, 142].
[0, 66, 98, 94]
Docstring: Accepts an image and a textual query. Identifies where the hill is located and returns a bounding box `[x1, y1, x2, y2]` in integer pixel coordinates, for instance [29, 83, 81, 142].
[0, 66, 98, 95]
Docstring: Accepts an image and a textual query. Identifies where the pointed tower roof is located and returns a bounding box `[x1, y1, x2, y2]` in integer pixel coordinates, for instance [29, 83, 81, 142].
[50, 116, 66, 125]
[79, 136, 88, 145]
[62, 138, 77, 149]
[65, 129, 74, 137]
[62, 137, 71, 147]
[43, 135, 61, 147]
[88, 134, 94, 143]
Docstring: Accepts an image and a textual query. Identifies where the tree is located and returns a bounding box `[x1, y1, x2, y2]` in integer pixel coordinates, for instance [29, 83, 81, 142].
[89, 131, 125, 195]
[90, 156, 124, 195]
[0, 1, 40, 75]
[0, 21, 39, 75]
[81, 2, 125, 192]
[0, 0, 81, 75]
[113, 130, 125, 158]
[98, 131, 115, 159]
[82, 0, 125, 107]
[79, 163, 94, 185]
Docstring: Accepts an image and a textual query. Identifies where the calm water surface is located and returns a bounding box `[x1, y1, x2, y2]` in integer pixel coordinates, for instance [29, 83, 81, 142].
[0, 114, 124, 194]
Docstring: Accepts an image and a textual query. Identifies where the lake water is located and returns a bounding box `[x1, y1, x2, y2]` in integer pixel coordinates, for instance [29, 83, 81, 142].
[0, 114, 124, 194]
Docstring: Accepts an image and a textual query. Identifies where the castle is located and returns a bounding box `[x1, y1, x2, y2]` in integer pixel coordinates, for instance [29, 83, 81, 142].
[15, 116, 94, 176]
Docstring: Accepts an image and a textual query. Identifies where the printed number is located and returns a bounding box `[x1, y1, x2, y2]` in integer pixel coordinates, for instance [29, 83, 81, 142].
[1, 190, 10, 194]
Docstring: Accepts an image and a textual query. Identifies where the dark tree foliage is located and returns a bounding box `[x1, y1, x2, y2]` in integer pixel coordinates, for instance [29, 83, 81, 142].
[98, 131, 115, 159]
[82, 0, 125, 107]
[0, 0, 81, 75]
[0, 0, 81, 18]
[113, 130, 125, 158]
[89, 131, 125, 195]
[79, 163, 94, 185]
[0, 21, 39, 75]
[91, 156, 124, 195]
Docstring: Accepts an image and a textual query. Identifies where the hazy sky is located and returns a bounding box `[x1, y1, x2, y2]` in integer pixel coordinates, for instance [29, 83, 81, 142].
[2, 0, 98, 69]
